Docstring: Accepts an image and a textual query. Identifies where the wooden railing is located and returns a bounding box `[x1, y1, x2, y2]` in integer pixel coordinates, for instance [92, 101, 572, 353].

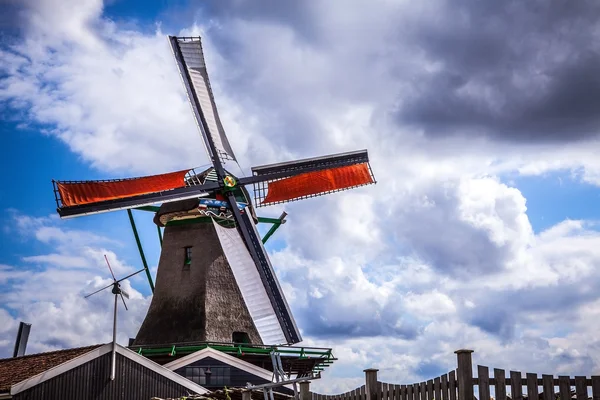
[301, 349, 600, 400]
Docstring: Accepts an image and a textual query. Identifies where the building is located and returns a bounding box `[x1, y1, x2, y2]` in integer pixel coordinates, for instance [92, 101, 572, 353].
[0, 343, 207, 399]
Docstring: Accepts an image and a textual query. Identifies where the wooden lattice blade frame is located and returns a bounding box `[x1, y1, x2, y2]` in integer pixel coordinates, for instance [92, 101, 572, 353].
[53, 169, 220, 219]
[246, 149, 376, 207]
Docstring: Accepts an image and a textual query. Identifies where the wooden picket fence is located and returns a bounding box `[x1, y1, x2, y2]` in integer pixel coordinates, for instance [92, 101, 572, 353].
[299, 349, 600, 400]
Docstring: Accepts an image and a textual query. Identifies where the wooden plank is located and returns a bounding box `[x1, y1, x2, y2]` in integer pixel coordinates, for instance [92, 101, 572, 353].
[527, 373, 538, 400]
[510, 371, 523, 400]
[494, 369, 506, 400]
[478, 366, 491, 400]
[383, 383, 390, 400]
[361, 385, 366, 400]
[542, 374, 554, 400]
[592, 376, 600, 400]
[441, 374, 449, 400]
[435, 377, 442, 400]
[407, 383, 413, 400]
[575, 376, 587, 400]
[428, 380, 434, 400]
[421, 382, 428, 400]
[558, 377, 571, 400]
[449, 371, 457, 400]
[414, 383, 420, 400]
[401, 385, 407, 400]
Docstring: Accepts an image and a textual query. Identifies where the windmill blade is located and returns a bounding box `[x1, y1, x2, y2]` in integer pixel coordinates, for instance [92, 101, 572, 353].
[115, 268, 147, 284]
[121, 288, 130, 299]
[217, 195, 302, 345]
[53, 169, 220, 219]
[104, 254, 117, 282]
[169, 36, 236, 164]
[239, 149, 376, 207]
[84, 281, 115, 298]
[119, 289, 129, 311]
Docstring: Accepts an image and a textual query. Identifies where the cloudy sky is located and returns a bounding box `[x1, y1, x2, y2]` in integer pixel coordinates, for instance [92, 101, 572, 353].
[2, 0, 600, 393]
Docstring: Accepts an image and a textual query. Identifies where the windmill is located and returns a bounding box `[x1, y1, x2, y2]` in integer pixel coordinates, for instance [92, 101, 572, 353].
[84, 255, 146, 380]
[52, 36, 376, 348]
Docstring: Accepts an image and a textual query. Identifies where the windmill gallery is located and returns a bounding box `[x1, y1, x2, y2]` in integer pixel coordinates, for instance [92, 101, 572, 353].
[0, 36, 376, 399]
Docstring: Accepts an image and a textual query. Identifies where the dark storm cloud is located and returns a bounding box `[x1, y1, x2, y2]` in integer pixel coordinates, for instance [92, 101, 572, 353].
[301, 315, 420, 340]
[462, 279, 600, 341]
[203, 0, 600, 144]
[391, 184, 511, 278]
[202, 0, 318, 43]
[396, 0, 600, 143]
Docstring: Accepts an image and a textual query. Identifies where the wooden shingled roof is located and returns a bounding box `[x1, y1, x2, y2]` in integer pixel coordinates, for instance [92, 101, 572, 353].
[0, 344, 102, 393]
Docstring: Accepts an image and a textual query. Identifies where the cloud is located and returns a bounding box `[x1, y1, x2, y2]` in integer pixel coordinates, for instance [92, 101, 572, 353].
[0, 212, 150, 356]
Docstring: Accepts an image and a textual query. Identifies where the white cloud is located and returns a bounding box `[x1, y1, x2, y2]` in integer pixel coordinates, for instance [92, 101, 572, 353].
[0, 213, 151, 355]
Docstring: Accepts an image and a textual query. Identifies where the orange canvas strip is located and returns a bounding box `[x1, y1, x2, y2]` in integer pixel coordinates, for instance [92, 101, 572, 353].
[262, 163, 373, 205]
[57, 169, 190, 207]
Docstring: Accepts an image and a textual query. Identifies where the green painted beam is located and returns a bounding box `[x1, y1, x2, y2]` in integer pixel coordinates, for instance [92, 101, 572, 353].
[127, 209, 155, 293]
[261, 212, 287, 244]
[257, 217, 281, 224]
[157, 225, 163, 247]
[132, 343, 333, 359]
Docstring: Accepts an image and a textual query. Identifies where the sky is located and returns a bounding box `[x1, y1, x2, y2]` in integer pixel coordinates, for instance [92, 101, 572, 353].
[1, 0, 600, 393]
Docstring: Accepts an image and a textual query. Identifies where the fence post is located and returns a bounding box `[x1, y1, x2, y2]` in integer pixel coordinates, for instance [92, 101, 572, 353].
[455, 349, 474, 400]
[242, 389, 252, 400]
[365, 368, 379, 400]
[300, 380, 311, 400]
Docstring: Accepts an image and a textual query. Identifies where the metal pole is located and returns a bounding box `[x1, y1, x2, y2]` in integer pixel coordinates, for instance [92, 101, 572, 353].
[126, 209, 155, 293]
[111, 293, 117, 381]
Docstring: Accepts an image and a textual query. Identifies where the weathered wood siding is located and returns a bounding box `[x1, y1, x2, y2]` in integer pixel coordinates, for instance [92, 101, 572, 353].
[14, 353, 198, 400]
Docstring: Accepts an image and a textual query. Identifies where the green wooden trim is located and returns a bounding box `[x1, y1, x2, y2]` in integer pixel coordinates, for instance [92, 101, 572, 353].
[260, 212, 287, 244]
[261, 222, 282, 244]
[257, 217, 281, 224]
[157, 225, 163, 247]
[130, 342, 335, 373]
[127, 209, 155, 293]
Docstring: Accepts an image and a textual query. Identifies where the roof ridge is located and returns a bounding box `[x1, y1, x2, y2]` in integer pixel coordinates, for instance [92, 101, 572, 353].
[0, 343, 104, 363]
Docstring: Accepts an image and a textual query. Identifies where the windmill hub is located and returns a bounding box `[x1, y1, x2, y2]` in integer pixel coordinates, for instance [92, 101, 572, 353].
[223, 175, 236, 188]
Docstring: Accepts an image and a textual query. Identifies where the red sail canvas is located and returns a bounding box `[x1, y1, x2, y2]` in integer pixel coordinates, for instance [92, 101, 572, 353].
[262, 163, 373, 205]
[57, 170, 190, 207]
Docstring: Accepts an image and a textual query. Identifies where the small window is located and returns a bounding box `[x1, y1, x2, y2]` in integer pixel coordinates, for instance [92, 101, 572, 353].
[232, 331, 251, 344]
[184, 366, 230, 386]
[184, 247, 192, 265]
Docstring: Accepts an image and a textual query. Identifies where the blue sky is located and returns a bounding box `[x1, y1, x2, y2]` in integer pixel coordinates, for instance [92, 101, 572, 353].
[2, 0, 600, 394]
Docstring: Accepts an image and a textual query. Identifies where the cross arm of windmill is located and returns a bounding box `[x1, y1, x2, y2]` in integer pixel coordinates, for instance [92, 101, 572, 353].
[51, 36, 376, 346]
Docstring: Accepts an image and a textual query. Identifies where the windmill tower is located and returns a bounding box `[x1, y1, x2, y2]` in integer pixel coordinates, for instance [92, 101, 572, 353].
[52, 36, 376, 349]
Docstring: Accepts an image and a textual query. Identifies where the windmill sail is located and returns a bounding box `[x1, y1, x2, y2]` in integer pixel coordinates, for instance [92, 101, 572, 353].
[247, 149, 376, 207]
[213, 218, 288, 345]
[169, 36, 236, 163]
[53, 168, 220, 218]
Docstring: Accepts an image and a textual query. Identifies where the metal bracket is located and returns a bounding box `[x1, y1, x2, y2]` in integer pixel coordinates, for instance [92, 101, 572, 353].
[246, 351, 321, 400]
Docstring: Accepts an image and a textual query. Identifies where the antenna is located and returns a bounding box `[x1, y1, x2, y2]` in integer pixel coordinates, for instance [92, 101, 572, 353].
[84, 255, 145, 380]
